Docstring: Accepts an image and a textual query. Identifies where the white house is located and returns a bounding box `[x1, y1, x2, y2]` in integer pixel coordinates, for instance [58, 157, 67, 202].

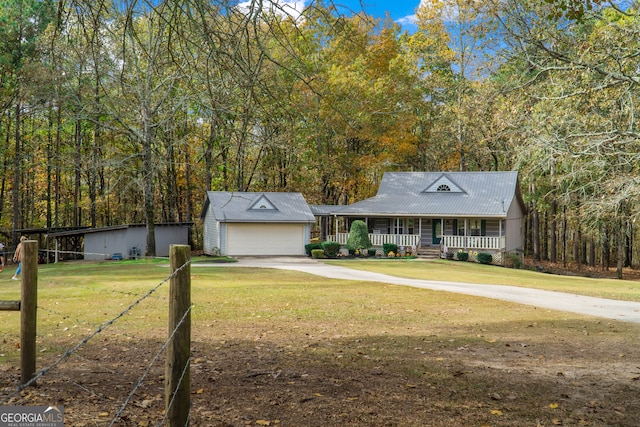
[324, 171, 527, 263]
[200, 192, 316, 256]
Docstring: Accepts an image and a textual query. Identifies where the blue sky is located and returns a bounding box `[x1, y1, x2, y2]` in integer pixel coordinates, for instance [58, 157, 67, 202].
[238, 1, 423, 31]
[334, 0, 422, 30]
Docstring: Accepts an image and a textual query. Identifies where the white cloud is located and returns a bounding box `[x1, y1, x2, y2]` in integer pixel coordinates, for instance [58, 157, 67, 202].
[396, 14, 418, 27]
[236, 0, 307, 20]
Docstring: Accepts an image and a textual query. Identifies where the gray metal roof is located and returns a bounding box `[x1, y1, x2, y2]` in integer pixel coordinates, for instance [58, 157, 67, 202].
[309, 205, 348, 216]
[202, 192, 316, 223]
[335, 171, 524, 218]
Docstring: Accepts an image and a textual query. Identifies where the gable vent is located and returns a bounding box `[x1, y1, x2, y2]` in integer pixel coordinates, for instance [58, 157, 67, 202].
[424, 175, 463, 193]
[249, 195, 277, 210]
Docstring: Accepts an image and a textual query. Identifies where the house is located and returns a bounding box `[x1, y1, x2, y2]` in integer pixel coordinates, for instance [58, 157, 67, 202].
[201, 192, 316, 256]
[48, 223, 192, 261]
[324, 171, 526, 263]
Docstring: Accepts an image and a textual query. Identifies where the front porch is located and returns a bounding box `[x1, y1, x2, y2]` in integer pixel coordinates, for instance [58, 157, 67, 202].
[330, 232, 505, 252]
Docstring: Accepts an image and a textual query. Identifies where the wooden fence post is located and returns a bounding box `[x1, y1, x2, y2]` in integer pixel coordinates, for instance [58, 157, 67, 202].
[21, 240, 38, 384]
[165, 245, 191, 426]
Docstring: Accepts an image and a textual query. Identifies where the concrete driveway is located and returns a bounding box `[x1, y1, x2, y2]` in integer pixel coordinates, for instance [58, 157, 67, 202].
[195, 256, 640, 323]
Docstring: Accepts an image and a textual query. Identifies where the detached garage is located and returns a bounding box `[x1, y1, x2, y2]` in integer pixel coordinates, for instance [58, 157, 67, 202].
[201, 192, 315, 256]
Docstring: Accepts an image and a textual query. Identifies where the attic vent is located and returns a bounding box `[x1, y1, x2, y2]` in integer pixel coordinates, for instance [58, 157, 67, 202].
[249, 194, 277, 211]
[424, 175, 463, 193]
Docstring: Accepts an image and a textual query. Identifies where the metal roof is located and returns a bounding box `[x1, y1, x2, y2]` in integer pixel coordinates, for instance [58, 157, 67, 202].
[202, 192, 316, 223]
[335, 171, 524, 218]
[309, 205, 348, 216]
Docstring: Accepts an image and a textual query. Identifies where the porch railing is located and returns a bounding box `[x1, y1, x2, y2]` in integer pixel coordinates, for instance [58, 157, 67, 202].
[442, 235, 505, 250]
[331, 233, 420, 248]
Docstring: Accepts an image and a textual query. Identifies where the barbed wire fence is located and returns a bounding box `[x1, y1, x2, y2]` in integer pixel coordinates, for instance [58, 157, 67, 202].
[0, 243, 193, 426]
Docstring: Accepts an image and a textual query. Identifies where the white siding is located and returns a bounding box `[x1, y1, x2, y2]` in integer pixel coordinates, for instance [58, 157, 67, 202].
[226, 223, 305, 256]
[203, 204, 220, 256]
[505, 200, 525, 252]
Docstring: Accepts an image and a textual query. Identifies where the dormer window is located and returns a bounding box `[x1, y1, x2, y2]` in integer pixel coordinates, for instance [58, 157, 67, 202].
[437, 184, 451, 192]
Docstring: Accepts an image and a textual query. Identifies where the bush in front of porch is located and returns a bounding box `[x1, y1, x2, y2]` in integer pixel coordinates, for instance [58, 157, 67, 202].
[383, 243, 399, 257]
[346, 220, 373, 252]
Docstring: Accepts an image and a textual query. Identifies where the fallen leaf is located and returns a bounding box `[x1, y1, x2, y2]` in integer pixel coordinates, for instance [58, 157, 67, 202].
[256, 420, 270, 426]
[490, 409, 503, 416]
[549, 403, 559, 409]
[552, 418, 562, 425]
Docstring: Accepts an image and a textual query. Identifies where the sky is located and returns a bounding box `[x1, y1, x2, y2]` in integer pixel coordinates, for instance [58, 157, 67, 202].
[237, 0, 423, 31]
[334, 0, 423, 30]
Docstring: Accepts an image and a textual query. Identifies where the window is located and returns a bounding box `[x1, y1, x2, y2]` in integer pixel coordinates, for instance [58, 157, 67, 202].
[469, 219, 486, 236]
[437, 184, 451, 192]
[393, 218, 414, 234]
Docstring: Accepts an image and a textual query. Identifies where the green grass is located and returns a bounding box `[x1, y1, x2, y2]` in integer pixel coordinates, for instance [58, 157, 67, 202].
[323, 258, 640, 302]
[1, 258, 639, 364]
[3, 259, 640, 426]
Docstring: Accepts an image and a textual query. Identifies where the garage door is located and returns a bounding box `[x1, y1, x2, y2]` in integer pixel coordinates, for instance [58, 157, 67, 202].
[226, 223, 305, 256]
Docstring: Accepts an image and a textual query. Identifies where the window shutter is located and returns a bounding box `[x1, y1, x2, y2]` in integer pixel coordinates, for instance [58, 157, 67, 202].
[481, 220, 487, 236]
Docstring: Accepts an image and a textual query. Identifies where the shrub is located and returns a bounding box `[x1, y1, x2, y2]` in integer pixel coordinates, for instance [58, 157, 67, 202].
[507, 253, 522, 269]
[305, 242, 323, 256]
[321, 241, 341, 258]
[456, 251, 469, 261]
[345, 220, 373, 251]
[311, 249, 325, 259]
[367, 248, 376, 257]
[382, 243, 398, 256]
[446, 251, 454, 260]
[348, 248, 356, 256]
[477, 252, 493, 264]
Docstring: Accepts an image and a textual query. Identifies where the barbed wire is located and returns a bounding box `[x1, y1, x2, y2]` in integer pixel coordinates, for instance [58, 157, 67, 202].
[0, 258, 191, 404]
[157, 356, 192, 427]
[110, 304, 193, 426]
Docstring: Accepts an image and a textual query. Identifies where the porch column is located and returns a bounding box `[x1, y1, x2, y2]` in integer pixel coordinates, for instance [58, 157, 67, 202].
[418, 218, 422, 249]
[464, 219, 468, 250]
[396, 218, 400, 246]
[499, 219, 503, 249]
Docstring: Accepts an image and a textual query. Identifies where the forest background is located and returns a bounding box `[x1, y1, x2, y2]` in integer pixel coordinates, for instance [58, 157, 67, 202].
[0, 0, 638, 276]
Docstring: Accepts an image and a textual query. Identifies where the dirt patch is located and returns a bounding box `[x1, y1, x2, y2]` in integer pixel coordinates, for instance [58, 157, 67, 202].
[2, 259, 640, 426]
[2, 325, 640, 427]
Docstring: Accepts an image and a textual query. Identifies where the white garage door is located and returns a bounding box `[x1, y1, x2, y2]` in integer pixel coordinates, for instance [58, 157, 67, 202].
[226, 223, 305, 256]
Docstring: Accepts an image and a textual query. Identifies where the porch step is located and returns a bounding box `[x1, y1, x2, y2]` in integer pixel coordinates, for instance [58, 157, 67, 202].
[417, 247, 441, 259]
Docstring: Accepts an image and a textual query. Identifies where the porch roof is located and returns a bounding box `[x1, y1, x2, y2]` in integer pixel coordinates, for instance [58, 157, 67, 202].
[333, 171, 524, 218]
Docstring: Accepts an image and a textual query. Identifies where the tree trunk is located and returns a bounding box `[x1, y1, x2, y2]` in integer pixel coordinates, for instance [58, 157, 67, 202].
[616, 221, 624, 279]
[550, 199, 557, 263]
[602, 225, 610, 271]
[13, 99, 21, 246]
[532, 207, 540, 262]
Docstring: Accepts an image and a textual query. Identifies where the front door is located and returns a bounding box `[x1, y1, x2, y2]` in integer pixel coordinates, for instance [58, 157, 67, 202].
[432, 219, 442, 245]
